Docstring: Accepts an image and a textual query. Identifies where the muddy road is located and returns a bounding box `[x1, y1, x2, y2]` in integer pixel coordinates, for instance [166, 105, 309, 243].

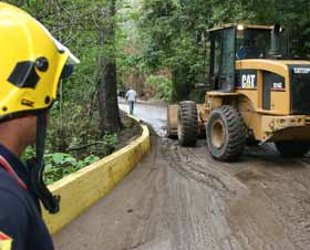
[54, 101, 310, 250]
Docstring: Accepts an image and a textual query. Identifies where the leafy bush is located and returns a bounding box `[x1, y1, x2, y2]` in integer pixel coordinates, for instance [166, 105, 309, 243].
[44, 153, 100, 185]
[21, 109, 118, 185]
[145, 74, 173, 101]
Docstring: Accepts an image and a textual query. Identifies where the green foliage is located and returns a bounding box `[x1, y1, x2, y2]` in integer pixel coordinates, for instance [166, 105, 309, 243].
[21, 147, 35, 164]
[47, 101, 99, 154]
[20, 146, 104, 185]
[145, 75, 173, 101]
[44, 153, 100, 185]
[3, 0, 122, 184]
[118, 0, 310, 102]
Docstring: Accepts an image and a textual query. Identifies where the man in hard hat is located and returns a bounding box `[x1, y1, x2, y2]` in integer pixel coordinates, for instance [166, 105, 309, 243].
[0, 3, 79, 250]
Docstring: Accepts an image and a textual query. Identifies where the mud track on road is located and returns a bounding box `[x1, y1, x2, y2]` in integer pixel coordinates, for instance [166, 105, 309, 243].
[54, 128, 310, 250]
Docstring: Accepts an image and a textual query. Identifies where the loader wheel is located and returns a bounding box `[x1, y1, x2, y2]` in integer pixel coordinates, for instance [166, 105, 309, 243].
[177, 101, 198, 146]
[206, 105, 246, 162]
[275, 141, 309, 157]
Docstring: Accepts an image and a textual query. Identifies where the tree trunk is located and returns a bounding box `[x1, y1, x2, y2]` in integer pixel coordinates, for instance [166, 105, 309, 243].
[97, 0, 122, 134]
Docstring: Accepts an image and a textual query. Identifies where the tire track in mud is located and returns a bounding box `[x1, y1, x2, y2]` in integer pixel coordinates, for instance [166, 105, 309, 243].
[119, 135, 237, 250]
[161, 137, 310, 250]
[132, 103, 310, 250]
[226, 144, 310, 250]
[121, 134, 172, 250]
[158, 137, 241, 250]
[55, 101, 310, 250]
[160, 138, 248, 196]
[54, 133, 310, 250]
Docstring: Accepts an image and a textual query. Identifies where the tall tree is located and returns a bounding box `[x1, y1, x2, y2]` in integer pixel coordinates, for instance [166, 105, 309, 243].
[97, 0, 122, 134]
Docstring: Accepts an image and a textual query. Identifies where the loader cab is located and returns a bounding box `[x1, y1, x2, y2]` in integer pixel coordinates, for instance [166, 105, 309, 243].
[208, 24, 287, 92]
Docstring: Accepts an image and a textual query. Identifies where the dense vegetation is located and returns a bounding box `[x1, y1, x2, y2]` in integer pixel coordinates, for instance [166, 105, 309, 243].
[5, 0, 122, 182]
[121, 0, 310, 101]
[3, 0, 310, 182]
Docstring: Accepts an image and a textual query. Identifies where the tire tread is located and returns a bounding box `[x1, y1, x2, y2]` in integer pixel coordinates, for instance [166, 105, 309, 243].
[178, 101, 198, 146]
[207, 105, 246, 161]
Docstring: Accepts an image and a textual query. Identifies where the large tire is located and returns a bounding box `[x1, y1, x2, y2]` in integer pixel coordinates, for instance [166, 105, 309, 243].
[177, 101, 198, 146]
[206, 105, 246, 162]
[275, 141, 309, 157]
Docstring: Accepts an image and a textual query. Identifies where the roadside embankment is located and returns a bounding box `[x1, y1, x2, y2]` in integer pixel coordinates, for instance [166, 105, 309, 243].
[43, 119, 150, 234]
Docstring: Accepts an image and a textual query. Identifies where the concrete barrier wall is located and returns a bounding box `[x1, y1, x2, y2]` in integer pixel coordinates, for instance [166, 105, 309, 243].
[43, 123, 150, 234]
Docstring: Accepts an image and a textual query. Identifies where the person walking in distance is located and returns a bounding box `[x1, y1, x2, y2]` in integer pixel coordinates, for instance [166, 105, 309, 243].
[125, 87, 137, 115]
[0, 3, 79, 250]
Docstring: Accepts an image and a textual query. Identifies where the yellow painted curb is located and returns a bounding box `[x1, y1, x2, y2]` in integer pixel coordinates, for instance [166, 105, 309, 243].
[43, 121, 150, 234]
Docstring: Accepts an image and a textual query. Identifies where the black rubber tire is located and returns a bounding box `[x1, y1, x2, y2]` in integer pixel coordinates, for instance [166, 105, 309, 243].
[275, 141, 309, 157]
[206, 105, 246, 162]
[177, 101, 198, 146]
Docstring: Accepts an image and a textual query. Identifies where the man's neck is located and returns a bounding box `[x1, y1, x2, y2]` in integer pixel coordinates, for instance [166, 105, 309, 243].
[0, 136, 25, 157]
[0, 120, 29, 157]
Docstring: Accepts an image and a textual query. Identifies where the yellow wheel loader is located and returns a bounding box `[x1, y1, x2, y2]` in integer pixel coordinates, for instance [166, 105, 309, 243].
[167, 24, 310, 161]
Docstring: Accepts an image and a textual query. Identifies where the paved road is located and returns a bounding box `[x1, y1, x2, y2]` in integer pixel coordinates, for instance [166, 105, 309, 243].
[54, 101, 310, 250]
[118, 98, 167, 136]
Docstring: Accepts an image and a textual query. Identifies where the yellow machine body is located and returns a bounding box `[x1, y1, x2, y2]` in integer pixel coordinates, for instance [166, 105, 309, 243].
[168, 23, 310, 160]
[203, 59, 310, 142]
[167, 59, 310, 142]
[167, 23, 310, 143]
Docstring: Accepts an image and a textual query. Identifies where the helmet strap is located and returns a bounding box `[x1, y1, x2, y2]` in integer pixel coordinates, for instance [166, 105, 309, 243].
[29, 111, 60, 214]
